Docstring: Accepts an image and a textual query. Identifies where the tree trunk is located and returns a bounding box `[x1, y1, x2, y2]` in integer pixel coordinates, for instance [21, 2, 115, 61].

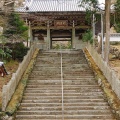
[104, 0, 111, 63]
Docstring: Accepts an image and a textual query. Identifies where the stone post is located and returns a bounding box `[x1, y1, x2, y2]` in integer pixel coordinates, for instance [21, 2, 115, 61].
[28, 21, 33, 47]
[92, 14, 95, 48]
[72, 20, 75, 49]
[47, 21, 51, 50]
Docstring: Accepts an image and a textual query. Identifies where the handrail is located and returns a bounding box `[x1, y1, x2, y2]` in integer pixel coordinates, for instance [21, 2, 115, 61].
[60, 44, 64, 120]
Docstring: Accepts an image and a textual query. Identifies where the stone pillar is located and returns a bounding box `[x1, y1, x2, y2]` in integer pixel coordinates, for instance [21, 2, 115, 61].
[28, 21, 33, 47]
[92, 14, 95, 47]
[72, 20, 75, 49]
[47, 21, 51, 50]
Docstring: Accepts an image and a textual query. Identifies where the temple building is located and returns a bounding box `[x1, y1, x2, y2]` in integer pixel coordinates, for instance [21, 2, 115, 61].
[16, 0, 91, 49]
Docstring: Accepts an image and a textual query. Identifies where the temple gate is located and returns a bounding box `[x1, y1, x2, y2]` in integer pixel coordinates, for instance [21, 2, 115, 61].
[16, 0, 91, 49]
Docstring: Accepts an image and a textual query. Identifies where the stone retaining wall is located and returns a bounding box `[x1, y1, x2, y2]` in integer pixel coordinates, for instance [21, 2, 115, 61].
[86, 43, 120, 99]
[2, 42, 37, 111]
[110, 46, 120, 59]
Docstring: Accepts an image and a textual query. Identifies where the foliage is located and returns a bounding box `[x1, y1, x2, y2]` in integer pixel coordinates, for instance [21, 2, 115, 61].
[11, 42, 29, 61]
[0, 35, 7, 45]
[114, 0, 120, 32]
[67, 41, 72, 49]
[78, 0, 99, 23]
[3, 13, 28, 40]
[53, 41, 72, 49]
[0, 16, 7, 27]
[0, 35, 12, 61]
[0, 47, 12, 61]
[82, 30, 93, 44]
[53, 44, 60, 49]
[78, 0, 99, 9]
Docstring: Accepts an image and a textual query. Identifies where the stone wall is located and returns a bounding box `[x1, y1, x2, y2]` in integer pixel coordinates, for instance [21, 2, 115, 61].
[86, 43, 120, 99]
[73, 37, 87, 49]
[110, 46, 120, 59]
[14, 0, 25, 7]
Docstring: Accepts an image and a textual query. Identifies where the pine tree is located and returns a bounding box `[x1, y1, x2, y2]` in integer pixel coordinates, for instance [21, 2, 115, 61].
[3, 13, 28, 41]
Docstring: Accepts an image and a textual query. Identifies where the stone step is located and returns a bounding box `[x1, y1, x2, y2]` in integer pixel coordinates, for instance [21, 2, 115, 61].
[35, 63, 88, 66]
[27, 79, 97, 83]
[30, 73, 94, 76]
[23, 92, 104, 97]
[38, 54, 79, 56]
[31, 70, 93, 73]
[28, 77, 61, 79]
[33, 68, 92, 72]
[21, 98, 106, 103]
[28, 76, 95, 79]
[20, 102, 109, 107]
[34, 65, 61, 67]
[25, 89, 102, 93]
[26, 85, 100, 88]
[14, 118, 116, 120]
[16, 109, 113, 115]
[28, 77, 95, 80]
[36, 57, 85, 60]
[24, 89, 102, 93]
[15, 50, 115, 120]
[30, 72, 61, 75]
[29, 74, 61, 77]
[15, 114, 115, 119]
[18, 105, 111, 111]
[27, 82, 98, 85]
[35, 61, 88, 64]
[35, 60, 61, 63]
[28, 78, 95, 81]
[22, 96, 106, 100]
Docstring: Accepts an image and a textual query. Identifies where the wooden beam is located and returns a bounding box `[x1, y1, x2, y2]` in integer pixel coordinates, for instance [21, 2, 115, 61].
[31, 25, 90, 30]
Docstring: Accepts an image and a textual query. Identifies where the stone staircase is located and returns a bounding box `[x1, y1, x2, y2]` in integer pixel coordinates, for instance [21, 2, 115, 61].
[15, 49, 116, 120]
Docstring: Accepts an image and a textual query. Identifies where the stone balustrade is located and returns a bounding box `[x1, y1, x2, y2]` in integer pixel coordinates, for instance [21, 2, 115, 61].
[2, 42, 38, 111]
[86, 43, 120, 99]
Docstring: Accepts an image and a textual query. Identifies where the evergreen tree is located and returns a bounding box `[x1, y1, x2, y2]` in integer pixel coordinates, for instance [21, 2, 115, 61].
[3, 13, 28, 41]
[114, 0, 120, 32]
[79, 0, 111, 63]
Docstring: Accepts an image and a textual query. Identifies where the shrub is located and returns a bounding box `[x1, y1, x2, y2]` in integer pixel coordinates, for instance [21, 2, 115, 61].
[11, 42, 29, 61]
[82, 30, 93, 44]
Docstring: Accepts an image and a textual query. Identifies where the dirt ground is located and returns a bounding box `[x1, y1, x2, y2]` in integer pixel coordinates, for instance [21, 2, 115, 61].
[0, 60, 19, 109]
[109, 58, 120, 78]
[109, 45, 120, 79]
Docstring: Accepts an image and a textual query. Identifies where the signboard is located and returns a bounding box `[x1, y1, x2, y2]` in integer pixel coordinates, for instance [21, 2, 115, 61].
[54, 20, 68, 27]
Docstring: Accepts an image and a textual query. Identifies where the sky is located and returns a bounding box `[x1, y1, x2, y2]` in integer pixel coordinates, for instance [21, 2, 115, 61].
[99, 0, 105, 4]
[98, 0, 105, 9]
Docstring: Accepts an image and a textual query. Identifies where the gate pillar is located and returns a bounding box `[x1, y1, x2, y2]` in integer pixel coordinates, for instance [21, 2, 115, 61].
[72, 20, 75, 49]
[47, 21, 51, 50]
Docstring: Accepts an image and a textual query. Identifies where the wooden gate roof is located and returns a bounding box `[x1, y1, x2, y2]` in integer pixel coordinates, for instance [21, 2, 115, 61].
[16, 0, 86, 12]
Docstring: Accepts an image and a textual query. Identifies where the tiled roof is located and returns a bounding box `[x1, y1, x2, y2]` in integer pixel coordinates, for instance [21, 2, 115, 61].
[16, 0, 86, 12]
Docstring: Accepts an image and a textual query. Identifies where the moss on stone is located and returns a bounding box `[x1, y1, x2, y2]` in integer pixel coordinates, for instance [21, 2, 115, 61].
[84, 48, 120, 119]
[5, 49, 39, 115]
